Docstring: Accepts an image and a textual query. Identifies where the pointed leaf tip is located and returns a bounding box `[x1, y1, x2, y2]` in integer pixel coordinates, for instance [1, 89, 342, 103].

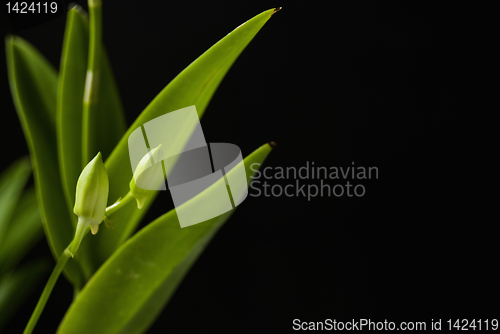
[95, 6, 278, 264]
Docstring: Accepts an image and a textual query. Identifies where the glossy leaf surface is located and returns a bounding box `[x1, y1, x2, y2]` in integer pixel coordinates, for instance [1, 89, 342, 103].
[58, 143, 273, 334]
[94, 8, 278, 265]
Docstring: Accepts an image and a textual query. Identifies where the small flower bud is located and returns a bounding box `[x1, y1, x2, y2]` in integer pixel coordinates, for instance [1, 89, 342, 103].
[68, 152, 109, 257]
[130, 144, 165, 209]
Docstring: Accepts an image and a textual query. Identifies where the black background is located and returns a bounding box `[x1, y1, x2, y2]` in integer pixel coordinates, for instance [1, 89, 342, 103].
[1, 1, 495, 333]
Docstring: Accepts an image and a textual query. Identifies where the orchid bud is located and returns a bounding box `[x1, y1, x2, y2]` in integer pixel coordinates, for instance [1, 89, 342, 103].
[68, 152, 109, 257]
[130, 144, 165, 209]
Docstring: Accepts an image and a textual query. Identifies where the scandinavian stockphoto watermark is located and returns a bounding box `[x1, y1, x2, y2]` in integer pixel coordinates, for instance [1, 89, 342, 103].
[127, 106, 248, 228]
[126, 106, 377, 226]
[249, 161, 378, 200]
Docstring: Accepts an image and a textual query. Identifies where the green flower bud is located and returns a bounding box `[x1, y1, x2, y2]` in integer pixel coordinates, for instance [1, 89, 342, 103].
[68, 152, 109, 257]
[130, 144, 164, 209]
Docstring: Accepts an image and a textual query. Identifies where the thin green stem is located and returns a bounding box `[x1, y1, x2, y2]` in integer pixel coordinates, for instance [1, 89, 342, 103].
[23, 248, 71, 334]
[105, 191, 133, 216]
[82, 0, 102, 166]
[67, 217, 90, 257]
[23, 188, 130, 334]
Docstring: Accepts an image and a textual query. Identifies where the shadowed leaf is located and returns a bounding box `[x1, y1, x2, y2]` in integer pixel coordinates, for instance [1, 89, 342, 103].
[5, 36, 86, 288]
[0, 157, 31, 246]
[0, 188, 43, 272]
[0, 259, 50, 330]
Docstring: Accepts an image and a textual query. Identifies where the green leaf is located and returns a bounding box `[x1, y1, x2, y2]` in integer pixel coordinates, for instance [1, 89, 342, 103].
[57, 6, 125, 217]
[0, 157, 31, 246]
[57, 6, 89, 215]
[5, 36, 86, 288]
[58, 143, 273, 334]
[0, 259, 50, 330]
[95, 50, 127, 159]
[93, 7, 279, 264]
[0, 188, 43, 273]
[57, 6, 126, 276]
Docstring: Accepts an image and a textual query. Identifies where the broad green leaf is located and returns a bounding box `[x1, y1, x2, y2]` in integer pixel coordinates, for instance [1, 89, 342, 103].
[57, 6, 89, 215]
[59, 143, 273, 334]
[57, 6, 125, 217]
[5, 36, 86, 288]
[93, 8, 279, 264]
[57, 6, 126, 276]
[0, 157, 31, 246]
[0, 188, 43, 273]
[0, 259, 50, 330]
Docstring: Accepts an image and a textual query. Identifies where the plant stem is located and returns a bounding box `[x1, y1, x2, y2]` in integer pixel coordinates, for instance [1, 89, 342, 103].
[67, 217, 90, 257]
[105, 191, 133, 216]
[82, 0, 102, 165]
[23, 248, 72, 334]
[23, 189, 130, 334]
